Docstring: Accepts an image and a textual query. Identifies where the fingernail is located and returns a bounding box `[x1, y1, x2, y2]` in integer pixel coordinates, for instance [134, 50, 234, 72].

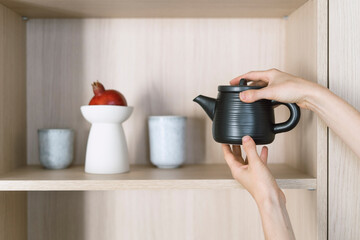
[240, 92, 246, 100]
[242, 136, 251, 142]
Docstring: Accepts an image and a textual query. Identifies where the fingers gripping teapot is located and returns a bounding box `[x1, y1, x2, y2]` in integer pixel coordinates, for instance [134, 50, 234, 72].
[193, 79, 301, 145]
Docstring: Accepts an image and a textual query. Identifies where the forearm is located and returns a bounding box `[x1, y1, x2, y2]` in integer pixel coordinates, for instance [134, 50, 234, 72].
[305, 85, 360, 158]
[256, 191, 295, 240]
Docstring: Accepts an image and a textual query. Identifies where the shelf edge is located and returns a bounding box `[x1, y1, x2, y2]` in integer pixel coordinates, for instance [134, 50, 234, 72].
[0, 178, 316, 191]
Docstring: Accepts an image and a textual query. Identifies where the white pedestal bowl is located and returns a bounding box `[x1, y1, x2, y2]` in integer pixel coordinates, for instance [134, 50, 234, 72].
[81, 105, 133, 174]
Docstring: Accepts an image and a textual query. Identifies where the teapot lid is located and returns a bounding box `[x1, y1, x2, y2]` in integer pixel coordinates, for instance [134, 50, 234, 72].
[218, 78, 262, 92]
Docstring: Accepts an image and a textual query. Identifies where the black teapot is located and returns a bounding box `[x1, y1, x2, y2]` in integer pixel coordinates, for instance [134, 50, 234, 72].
[193, 79, 300, 145]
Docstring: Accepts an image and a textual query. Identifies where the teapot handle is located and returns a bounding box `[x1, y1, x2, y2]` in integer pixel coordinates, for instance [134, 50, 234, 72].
[272, 101, 301, 134]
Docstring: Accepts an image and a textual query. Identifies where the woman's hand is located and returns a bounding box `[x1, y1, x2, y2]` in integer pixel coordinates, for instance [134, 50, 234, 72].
[230, 68, 326, 109]
[231, 68, 360, 158]
[222, 135, 284, 205]
[223, 136, 295, 240]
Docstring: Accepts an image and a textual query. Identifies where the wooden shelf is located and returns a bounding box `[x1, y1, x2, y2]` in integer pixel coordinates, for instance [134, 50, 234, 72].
[0, 0, 308, 18]
[0, 164, 316, 191]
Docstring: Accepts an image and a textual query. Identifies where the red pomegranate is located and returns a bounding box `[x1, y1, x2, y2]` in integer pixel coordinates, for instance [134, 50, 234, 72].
[89, 81, 127, 106]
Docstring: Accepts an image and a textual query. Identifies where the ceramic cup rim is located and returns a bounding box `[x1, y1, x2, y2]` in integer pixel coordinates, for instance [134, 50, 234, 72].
[148, 115, 187, 120]
[38, 128, 74, 132]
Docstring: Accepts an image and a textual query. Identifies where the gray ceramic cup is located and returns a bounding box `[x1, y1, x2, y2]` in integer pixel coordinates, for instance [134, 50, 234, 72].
[38, 129, 74, 169]
[148, 116, 186, 168]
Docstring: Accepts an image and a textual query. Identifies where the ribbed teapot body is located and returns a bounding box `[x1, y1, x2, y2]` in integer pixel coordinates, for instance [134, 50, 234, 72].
[213, 92, 275, 145]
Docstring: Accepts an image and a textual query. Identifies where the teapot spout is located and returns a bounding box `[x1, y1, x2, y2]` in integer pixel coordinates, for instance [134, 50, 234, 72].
[193, 95, 216, 120]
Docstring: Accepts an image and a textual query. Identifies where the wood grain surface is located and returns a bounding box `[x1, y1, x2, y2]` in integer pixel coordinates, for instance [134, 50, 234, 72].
[0, 3, 26, 175]
[329, 0, 360, 239]
[284, 0, 328, 239]
[0, 164, 316, 190]
[0, 0, 308, 18]
[284, 0, 318, 177]
[0, 4, 27, 240]
[28, 189, 317, 240]
[315, 0, 328, 239]
[0, 191, 27, 240]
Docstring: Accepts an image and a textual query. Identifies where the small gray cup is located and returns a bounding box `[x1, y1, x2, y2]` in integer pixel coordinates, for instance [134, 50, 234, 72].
[38, 129, 74, 169]
[148, 116, 186, 168]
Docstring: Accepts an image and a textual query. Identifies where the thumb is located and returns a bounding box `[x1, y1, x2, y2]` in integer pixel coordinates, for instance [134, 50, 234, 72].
[239, 88, 272, 103]
[242, 136, 260, 164]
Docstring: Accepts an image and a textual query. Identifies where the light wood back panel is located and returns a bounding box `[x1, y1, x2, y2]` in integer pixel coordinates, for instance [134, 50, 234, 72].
[26, 17, 321, 240]
[28, 189, 316, 240]
[0, 4, 27, 240]
[0, 0, 307, 18]
[26, 18, 290, 165]
[329, 0, 360, 239]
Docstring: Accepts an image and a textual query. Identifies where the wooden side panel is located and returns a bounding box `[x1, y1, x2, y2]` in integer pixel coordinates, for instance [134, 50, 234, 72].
[283, 0, 327, 240]
[0, 3, 27, 240]
[26, 18, 287, 166]
[329, 0, 360, 239]
[284, 0, 324, 177]
[284, 1, 328, 239]
[0, 2, 26, 174]
[315, 1, 328, 239]
[285, 0, 328, 239]
[28, 190, 316, 240]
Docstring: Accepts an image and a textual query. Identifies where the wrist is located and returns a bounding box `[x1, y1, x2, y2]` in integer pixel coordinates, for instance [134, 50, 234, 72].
[255, 187, 286, 209]
[301, 80, 329, 111]
[256, 188, 296, 240]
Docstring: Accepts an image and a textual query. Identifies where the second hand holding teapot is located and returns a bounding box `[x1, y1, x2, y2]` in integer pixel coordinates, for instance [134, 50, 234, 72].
[194, 79, 301, 145]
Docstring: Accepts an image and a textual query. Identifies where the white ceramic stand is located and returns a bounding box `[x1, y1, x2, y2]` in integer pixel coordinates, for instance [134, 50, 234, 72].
[81, 105, 133, 174]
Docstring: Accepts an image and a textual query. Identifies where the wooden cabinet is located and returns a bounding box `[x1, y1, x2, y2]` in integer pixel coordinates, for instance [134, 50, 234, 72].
[0, 0, 328, 239]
